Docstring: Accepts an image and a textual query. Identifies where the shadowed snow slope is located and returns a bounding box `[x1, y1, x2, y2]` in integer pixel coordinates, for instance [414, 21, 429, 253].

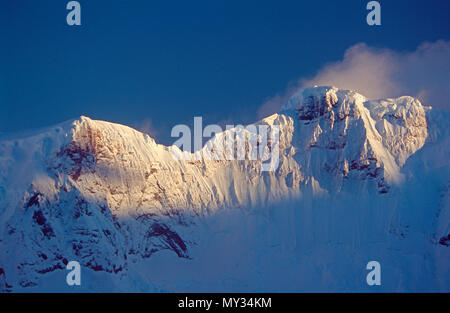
[0, 86, 448, 292]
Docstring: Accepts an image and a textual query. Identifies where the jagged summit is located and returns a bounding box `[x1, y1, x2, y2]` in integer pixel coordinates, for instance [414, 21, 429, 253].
[279, 86, 428, 189]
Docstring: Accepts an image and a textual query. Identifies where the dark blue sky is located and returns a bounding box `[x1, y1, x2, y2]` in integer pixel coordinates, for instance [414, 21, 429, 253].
[1, 0, 449, 144]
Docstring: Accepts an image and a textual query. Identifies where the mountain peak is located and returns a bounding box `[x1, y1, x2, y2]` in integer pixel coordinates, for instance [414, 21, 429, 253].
[278, 86, 428, 189]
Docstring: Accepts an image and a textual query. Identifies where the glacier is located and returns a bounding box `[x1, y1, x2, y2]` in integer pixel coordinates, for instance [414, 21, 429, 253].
[0, 86, 448, 292]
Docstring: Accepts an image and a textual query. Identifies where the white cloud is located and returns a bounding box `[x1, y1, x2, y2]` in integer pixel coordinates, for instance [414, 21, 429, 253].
[258, 40, 450, 117]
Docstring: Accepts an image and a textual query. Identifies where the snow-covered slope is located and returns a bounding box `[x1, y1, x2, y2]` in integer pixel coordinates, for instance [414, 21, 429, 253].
[0, 86, 448, 292]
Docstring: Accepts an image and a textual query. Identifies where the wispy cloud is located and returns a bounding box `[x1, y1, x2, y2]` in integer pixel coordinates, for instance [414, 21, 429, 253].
[133, 118, 159, 139]
[258, 40, 450, 117]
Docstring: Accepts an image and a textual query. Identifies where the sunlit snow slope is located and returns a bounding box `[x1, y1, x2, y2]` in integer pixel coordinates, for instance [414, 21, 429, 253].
[0, 86, 448, 292]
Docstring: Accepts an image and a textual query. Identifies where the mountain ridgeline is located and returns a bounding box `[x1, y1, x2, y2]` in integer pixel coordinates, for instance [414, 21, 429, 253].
[0, 86, 448, 292]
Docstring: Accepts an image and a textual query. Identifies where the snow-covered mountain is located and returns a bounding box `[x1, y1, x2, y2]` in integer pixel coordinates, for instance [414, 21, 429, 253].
[0, 86, 448, 292]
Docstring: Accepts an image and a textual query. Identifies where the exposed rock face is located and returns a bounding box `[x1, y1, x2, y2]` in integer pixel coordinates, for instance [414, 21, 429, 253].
[0, 86, 446, 292]
[282, 86, 428, 193]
